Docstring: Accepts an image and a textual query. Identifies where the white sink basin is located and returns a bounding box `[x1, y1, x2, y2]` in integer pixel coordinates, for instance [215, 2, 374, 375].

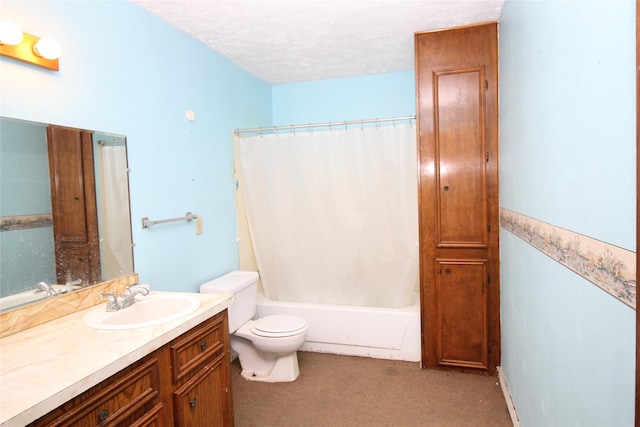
[84, 293, 201, 330]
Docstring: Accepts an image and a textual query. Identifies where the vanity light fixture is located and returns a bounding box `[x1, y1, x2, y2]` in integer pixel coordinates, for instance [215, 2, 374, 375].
[0, 21, 23, 45]
[0, 21, 61, 71]
[32, 37, 62, 61]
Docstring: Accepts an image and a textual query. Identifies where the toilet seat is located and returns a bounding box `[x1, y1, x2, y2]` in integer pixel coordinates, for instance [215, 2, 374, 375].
[251, 315, 308, 338]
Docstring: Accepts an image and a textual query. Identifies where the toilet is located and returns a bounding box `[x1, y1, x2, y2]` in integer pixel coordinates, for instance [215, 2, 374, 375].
[200, 271, 308, 382]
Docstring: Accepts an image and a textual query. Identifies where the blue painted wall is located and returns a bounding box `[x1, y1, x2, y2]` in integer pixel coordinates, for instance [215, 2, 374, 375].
[499, 0, 636, 425]
[0, 1, 272, 292]
[272, 71, 415, 125]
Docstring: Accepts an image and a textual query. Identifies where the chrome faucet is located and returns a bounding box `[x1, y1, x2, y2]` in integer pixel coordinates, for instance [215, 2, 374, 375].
[35, 281, 58, 296]
[99, 284, 149, 312]
[120, 284, 149, 308]
[36, 279, 83, 297]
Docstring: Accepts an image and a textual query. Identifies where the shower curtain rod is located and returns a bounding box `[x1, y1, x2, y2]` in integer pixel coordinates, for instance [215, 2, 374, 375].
[234, 115, 416, 135]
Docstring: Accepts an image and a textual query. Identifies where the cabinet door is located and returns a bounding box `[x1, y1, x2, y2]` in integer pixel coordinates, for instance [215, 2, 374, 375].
[173, 354, 230, 427]
[416, 23, 500, 374]
[436, 260, 488, 369]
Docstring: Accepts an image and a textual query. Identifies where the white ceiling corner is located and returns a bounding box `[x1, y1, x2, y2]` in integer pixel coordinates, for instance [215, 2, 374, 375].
[131, 0, 504, 85]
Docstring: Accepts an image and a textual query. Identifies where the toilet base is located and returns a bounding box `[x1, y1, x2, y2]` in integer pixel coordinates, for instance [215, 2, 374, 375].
[231, 335, 301, 382]
[239, 352, 300, 382]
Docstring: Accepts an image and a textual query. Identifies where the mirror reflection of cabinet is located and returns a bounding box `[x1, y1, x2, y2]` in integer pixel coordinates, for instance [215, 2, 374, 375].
[47, 125, 101, 285]
[0, 117, 134, 310]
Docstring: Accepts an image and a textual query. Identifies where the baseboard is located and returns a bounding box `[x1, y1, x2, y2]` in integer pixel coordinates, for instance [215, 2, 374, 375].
[301, 341, 421, 362]
[497, 366, 521, 427]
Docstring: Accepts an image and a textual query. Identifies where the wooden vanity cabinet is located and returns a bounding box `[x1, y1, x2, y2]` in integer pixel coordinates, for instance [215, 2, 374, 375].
[28, 310, 233, 427]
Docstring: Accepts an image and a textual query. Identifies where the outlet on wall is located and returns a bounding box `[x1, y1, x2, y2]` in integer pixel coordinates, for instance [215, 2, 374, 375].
[195, 216, 203, 235]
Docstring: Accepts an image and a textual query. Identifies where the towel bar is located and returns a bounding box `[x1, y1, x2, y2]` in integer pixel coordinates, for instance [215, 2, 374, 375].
[141, 212, 198, 229]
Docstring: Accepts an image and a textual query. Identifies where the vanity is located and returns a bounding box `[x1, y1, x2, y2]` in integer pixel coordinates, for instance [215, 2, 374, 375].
[0, 117, 237, 425]
[0, 290, 235, 427]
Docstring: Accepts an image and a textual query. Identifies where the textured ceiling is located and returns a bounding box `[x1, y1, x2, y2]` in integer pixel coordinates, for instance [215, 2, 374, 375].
[132, 0, 504, 85]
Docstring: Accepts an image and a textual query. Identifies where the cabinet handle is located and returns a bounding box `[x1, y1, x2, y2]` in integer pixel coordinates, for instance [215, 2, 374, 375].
[443, 185, 450, 191]
[200, 341, 207, 350]
[98, 409, 109, 422]
[445, 268, 451, 274]
[190, 397, 197, 408]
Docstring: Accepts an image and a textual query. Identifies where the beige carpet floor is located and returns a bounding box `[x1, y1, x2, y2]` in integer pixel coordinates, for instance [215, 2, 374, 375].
[231, 351, 512, 427]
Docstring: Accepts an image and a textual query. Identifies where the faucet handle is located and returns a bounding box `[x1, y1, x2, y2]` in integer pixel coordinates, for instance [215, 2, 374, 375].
[35, 281, 57, 297]
[64, 279, 83, 293]
[124, 283, 139, 294]
[99, 292, 120, 312]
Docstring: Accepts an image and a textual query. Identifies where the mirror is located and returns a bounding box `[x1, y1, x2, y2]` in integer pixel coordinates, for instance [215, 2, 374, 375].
[0, 117, 134, 311]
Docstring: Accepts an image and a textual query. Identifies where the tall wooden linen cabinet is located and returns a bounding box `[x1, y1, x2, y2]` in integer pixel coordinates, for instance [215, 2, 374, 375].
[415, 23, 500, 374]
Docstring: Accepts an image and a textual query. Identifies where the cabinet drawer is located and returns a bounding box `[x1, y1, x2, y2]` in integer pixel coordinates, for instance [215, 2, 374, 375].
[170, 313, 225, 384]
[130, 403, 166, 427]
[30, 354, 162, 427]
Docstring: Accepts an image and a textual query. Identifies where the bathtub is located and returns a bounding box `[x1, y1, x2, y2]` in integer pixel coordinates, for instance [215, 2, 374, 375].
[255, 291, 421, 362]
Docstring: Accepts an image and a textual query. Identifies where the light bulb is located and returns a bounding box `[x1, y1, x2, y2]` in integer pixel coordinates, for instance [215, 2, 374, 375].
[0, 21, 23, 45]
[33, 37, 62, 60]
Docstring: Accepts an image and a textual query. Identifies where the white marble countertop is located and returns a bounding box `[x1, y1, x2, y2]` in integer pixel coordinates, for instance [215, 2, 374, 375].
[0, 291, 234, 427]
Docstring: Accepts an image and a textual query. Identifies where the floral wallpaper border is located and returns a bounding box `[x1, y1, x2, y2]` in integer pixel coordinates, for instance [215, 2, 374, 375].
[500, 208, 636, 309]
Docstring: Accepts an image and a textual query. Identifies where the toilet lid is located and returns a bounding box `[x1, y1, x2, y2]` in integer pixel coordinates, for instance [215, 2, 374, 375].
[251, 315, 308, 338]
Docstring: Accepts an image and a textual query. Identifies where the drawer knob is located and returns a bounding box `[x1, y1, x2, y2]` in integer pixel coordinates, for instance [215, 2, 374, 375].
[98, 409, 109, 422]
[190, 397, 197, 408]
[200, 341, 207, 350]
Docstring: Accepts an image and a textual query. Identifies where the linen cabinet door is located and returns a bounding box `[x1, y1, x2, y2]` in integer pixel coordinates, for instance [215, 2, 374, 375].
[416, 22, 500, 374]
[436, 260, 489, 370]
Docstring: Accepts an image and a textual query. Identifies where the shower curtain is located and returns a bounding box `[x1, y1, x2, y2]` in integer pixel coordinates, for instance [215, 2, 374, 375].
[96, 142, 133, 279]
[236, 123, 418, 308]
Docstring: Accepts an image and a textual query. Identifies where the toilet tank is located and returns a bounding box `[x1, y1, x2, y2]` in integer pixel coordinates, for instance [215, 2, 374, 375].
[200, 271, 259, 332]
